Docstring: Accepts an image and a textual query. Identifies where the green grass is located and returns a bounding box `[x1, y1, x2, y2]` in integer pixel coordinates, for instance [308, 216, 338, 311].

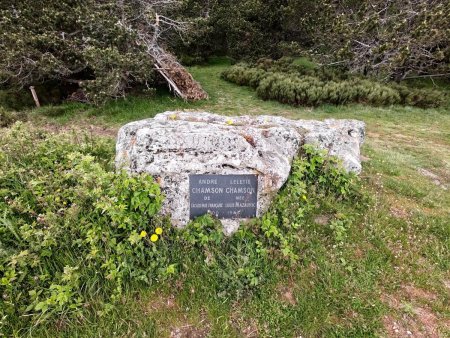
[2, 57, 450, 337]
[291, 56, 318, 69]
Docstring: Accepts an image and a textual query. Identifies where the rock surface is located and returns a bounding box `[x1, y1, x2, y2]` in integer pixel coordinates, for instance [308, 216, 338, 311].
[116, 111, 365, 232]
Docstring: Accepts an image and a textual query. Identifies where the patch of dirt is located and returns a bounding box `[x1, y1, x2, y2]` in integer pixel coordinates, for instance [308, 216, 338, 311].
[170, 325, 209, 338]
[417, 168, 448, 190]
[360, 155, 371, 162]
[381, 284, 449, 337]
[390, 206, 410, 220]
[314, 214, 332, 226]
[382, 305, 442, 337]
[443, 280, 450, 291]
[402, 285, 437, 302]
[353, 247, 365, 259]
[384, 193, 441, 218]
[279, 286, 297, 306]
[367, 131, 382, 139]
[382, 315, 416, 337]
[144, 294, 178, 314]
[54, 317, 70, 332]
[418, 168, 441, 181]
[239, 319, 260, 338]
[276, 278, 298, 306]
[229, 302, 260, 337]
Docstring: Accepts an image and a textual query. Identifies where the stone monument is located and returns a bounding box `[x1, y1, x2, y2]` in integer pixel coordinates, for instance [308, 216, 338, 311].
[116, 111, 365, 234]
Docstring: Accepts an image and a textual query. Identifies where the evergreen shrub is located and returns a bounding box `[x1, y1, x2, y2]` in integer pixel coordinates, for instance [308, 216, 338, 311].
[221, 61, 447, 108]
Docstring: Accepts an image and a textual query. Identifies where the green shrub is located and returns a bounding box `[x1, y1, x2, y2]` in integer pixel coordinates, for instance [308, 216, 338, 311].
[177, 145, 361, 298]
[390, 84, 446, 108]
[180, 214, 272, 298]
[0, 124, 169, 332]
[0, 89, 35, 111]
[0, 107, 27, 127]
[249, 144, 361, 262]
[221, 64, 269, 88]
[222, 62, 448, 108]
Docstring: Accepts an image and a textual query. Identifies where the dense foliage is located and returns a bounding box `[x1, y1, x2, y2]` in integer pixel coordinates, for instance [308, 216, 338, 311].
[178, 0, 449, 80]
[175, 0, 289, 61]
[0, 124, 169, 326]
[0, 0, 185, 104]
[0, 123, 361, 334]
[222, 60, 447, 108]
[0, 107, 27, 127]
[313, 0, 450, 80]
[1, 0, 447, 105]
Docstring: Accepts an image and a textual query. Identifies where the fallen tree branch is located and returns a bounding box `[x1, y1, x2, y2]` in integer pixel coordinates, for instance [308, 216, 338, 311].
[154, 63, 186, 99]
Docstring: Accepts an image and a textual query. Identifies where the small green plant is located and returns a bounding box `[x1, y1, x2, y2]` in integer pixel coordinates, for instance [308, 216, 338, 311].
[328, 216, 352, 243]
[181, 216, 272, 298]
[248, 145, 360, 264]
[176, 145, 361, 299]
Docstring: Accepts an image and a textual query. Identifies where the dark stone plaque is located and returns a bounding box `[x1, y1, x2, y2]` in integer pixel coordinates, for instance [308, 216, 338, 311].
[189, 174, 258, 219]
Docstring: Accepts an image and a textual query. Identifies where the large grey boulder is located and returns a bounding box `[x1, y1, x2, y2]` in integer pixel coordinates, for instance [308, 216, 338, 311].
[116, 111, 365, 233]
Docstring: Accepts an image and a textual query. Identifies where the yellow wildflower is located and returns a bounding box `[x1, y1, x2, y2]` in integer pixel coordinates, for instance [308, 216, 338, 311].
[155, 227, 163, 235]
[139, 230, 147, 238]
[150, 234, 158, 242]
[226, 119, 233, 125]
[302, 195, 307, 200]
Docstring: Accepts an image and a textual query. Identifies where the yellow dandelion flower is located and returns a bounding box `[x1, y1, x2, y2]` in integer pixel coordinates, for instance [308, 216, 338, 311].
[139, 230, 147, 238]
[155, 227, 163, 235]
[226, 119, 233, 125]
[302, 195, 307, 200]
[150, 234, 159, 242]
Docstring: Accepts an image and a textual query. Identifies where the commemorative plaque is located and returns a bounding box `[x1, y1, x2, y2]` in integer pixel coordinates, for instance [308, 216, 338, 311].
[189, 174, 258, 219]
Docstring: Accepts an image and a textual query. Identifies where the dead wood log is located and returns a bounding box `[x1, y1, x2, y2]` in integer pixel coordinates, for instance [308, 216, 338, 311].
[152, 49, 208, 101]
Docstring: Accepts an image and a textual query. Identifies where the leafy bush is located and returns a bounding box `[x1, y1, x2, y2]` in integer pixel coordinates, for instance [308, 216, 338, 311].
[313, 0, 450, 80]
[0, 89, 35, 111]
[0, 1, 184, 104]
[220, 64, 270, 87]
[222, 62, 447, 108]
[0, 107, 27, 127]
[390, 84, 447, 108]
[0, 124, 170, 332]
[181, 214, 272, 298]
[0, 124, 362, 333]
[249, 145, 361, 262]
[178, 145, 361, 297]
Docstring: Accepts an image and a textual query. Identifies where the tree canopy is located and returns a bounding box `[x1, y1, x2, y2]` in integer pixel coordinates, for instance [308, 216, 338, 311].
[0, 0, 185, 103]
[177, 0, 449, 80]
[1, 0, 448, 103]
[316, 0, 450, 80]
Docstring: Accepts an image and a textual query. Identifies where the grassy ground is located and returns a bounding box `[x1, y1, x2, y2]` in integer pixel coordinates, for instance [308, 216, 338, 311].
[3, 58, 450, 337]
